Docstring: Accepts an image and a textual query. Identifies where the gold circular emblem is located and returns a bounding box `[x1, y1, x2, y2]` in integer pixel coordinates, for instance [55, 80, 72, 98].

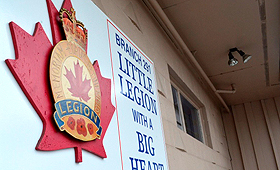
[50, 40, 101, 141]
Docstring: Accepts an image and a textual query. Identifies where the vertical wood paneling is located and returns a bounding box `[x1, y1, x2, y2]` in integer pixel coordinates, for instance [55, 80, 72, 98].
[246, 101, 277, 170]
[225, 97, 280, 170]
[222, 112, 244, 170]
[232, 104, 258, 170]
[222, 113, 244, 170]
[244, 102, 266, 170]
[262, 99, 280, 169]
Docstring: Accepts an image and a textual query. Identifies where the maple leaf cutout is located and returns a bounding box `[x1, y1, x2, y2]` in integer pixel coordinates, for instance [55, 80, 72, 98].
[5, 0, 115, 163]
[64, 60, 92, 102]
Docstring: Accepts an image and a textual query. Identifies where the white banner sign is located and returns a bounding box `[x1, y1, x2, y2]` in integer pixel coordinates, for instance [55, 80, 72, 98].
[107, 20, 168, 170]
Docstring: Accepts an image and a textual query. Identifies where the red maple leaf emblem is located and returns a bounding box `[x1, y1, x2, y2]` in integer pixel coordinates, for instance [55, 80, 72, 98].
[64, 61, 92, 102]
[5, 0, 115, 163]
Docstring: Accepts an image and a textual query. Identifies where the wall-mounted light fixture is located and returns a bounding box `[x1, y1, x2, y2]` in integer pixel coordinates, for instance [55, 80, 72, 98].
[228, 47, 252, 66]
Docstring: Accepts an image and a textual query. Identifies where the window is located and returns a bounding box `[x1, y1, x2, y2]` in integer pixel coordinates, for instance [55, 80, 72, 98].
[171, 84, 204, 143]
[168, 65, 212, 146]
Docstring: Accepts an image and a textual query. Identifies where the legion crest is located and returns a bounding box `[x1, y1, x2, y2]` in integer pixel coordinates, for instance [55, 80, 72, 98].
[50, 8, 102, 141]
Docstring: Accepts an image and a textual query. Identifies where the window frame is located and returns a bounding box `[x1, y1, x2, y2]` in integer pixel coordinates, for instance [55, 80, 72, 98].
[169, 76, 212, 147]
[171, 82, 205, 142]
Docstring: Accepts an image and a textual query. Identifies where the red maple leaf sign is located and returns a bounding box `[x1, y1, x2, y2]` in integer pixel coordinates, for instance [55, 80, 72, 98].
[5, 0, 115, 163]
[64, 61, 92, 102]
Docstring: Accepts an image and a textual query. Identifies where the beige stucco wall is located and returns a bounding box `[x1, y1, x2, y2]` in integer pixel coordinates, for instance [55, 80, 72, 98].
[91, 0, 232, 169]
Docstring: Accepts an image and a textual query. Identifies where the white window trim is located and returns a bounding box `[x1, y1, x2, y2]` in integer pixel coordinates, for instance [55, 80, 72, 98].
[169, 67, 212, 147]
[171, 82, 205, 143]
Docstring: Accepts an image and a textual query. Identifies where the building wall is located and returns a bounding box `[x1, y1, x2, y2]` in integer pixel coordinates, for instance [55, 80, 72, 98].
[92, 0, 232, 169]
[223, 96, 280, 170]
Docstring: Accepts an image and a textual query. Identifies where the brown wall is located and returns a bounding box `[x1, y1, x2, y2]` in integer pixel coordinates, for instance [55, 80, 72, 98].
[223, 96, 280, 170]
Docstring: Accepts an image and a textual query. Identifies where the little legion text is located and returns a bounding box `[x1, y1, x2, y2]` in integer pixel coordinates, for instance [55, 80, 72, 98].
[114, 32, 165, 170]
[116, 33, 157, 115]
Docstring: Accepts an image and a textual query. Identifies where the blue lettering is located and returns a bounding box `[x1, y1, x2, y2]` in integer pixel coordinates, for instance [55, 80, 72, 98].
[118, 74, 127, 97]
[136, 131, 155, 156]
[147, 76, 154, 94]
[129, 157, 139, 170]
[115, 33, 120, 46]
[158, 164, 164, 170]
[129, 157, 165, 170]
[151, 98, 157, 115]
[117, 48, 157, 115]
[129, 61, 136, 81]
[140, 89, 145, 109]
[139, 159, 145, 170]
[125, 57, 131, 77]
[145, 94, 151, 111]
[137, 131, 145, 153]
[143, 114, 148, 127]
[115, 33, 143, 66]
[153, 162, 158, 170]
[132, 109, 139, 123]
[126, 79, 134, 101]
[134, 86, 141, 105]
[121, 38, 125, 49]
[132, 109, 153, 129]
[118, 51, 126, 74]
[118, 75, 157, 114]
[149, 118, 153, 130]
[148, 161, 152, 170]
[148, 136, 155, 156]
